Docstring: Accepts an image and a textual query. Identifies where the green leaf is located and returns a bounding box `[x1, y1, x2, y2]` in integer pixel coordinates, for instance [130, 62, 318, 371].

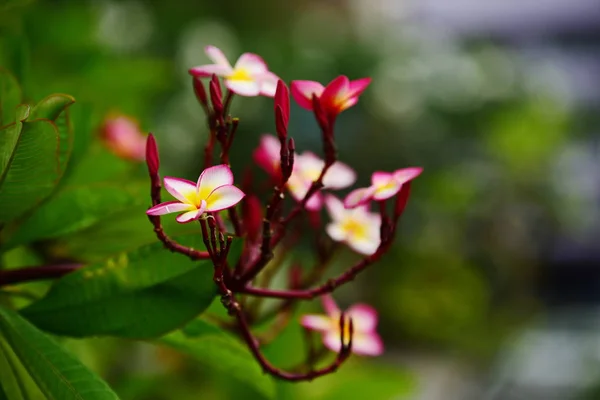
[0, 306, 119, 400]
[0, 104, 29, 179]
[159, 319, 276, 400]
[0, 68, 21, 127]
[21, 235, 218, 338]
[0, 119, 61, 224]
[3, 182, 147, 250]
[0, 332, 46, 400]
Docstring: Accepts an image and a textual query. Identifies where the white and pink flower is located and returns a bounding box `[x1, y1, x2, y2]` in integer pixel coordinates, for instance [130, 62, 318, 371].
[291, 76, 371, 117]
[189, 46, 280, 97]
[101, 114, 147, 161]
[301, 295, 383, 356]
[344, 167, 423, 209]
[146, 164, 245, 223]
[325, 195, 381, 255]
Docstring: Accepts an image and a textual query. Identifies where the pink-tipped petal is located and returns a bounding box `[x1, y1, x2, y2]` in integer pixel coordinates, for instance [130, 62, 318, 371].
[146, 201, 193, 216]
[321, 75, 350, 107]
[225, 79, 261, 97]
[188, 64, 232, 78]
[253, 135, 281, 175]
[346, 304, 378, 331]
[321, 295, 340, 317]
[323, 161, 356, 189]
[205, 45, 232, 68]
[347, 234, 380, 256]
[163, 177, 197, 204]
[300, 315, 331, 332]
[348, 77, 372, 98]
[290, 80, 325, 110]
[205, 185, 245, 212]
[338, 96, 359, 112]
[371, 171, 394, 188]
[350, 332, 384, 356]
[373, 181, 402, 201]
[176, 207, 204, 223]
[324, 194, 346, 222]
[393, 167, 423, 184]
[234, 53, 268, 74]
[197, 164, 234, 194]
[344, 187, 376, 209]
[259, 72, 281, 97]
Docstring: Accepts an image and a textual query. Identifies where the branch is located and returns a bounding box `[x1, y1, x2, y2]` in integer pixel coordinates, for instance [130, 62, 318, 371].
[0, 264, 81, 287]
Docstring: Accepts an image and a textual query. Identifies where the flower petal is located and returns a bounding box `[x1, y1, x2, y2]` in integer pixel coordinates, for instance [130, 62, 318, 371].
[373, 181, 402, 201]
[225, 79, 261, 97]
[253, 135, 281, 176]
[205, 45, 232, 68]
[188, 64, 233, 78]
[344, 187, 376, 209]
[305, 192, 323, 211]
[323, 330, 344, 353]
[347, 233, 380, 256]
[393, 167, 423, 185]
[290, 80, 325, 110]
[234, 53, 268, 75]
[321, 75, 350, 110]
[176, 205, 205, 223]
[350, 332, 384, 356]
[197, 164, 234, 197]
[205, 185, 245, 212]
[146, 201, 194, 216]
[348, 77, 372, 98]
[371, 171, 394, 188]
[321, 294, 340, 317]
[324, 194, 346, 222]
[164, 177, 197, 204]
[346, 304, 378, 331]
[300, 315, 331, 332]
[326, 222, 347, 242]
[260, 72, 282, 97]
[323, 161, 356, 189]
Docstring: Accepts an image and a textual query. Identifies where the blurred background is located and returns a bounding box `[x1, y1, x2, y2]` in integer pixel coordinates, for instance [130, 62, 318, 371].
[2, 0, 600, 399]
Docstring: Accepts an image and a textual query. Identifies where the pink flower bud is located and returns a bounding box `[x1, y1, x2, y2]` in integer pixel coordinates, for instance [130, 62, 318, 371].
[209, 75, 223, 115]
[193, 77, 208, 107]
[100, 114, 147, 161]
[145, 133, 160, 176]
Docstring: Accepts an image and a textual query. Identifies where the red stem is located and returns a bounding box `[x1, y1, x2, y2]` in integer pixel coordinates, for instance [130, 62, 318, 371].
[0, 264, 81, 286]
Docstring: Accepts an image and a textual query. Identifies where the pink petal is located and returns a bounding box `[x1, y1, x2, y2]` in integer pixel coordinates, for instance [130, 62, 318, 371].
[323, 161, 356, 189]
[321, 75, 350, 109]
[197, 164, 234, 194]
[176, 204, 205, 223]
[225, 79, 261, 97]
[346, 304, 378, 331]
[259, 71, 281, 97]
[146, 201, 193, 216]
[393, 167, 423, 184]
[348, 77, 372, 98]
[337, 96, 359, 112]
[300, 315, 331, 332]
[321, 295, 340, 317]
[373, 181, 402, 201]
[164, 176, 197, 204]
[344, 187, 376, 209]
[347, 233, 380, 256]
[305, 192, 323, 211]
[350, 332, 384, 356]
[290, 80, 325, 110]
[324, 194, 346, 222]
[371, 171, 394, 187]
[188, 64, 232, 78]
[234, 53, 268, 75]
[205, 45, 232, 68]
[205, 185, 245, 212]
[253, 135, 281, 176]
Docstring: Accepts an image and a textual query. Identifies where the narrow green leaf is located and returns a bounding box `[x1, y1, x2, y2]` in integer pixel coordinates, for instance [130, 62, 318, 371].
[0, 120, 61, 224]
[3, 182, 147, 250]
[160, 319, 276, 399]
[22, 235, 219, 338]
[0, 68, 21, 127]
[0, 306, 119, 400]
[0, 333, 46, 400]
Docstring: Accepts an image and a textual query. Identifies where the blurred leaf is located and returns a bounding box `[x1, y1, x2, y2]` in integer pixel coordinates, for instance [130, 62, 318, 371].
[0, 306, 119, 399]
[0, 119, 60, 224]
[0, 331, 46, 400]
[2, 182, 147, 250]
[0, 104, 29, 179]
[160, 319, 276, 400]
[21, 235, 219, 338]
[64, 101, 95, 179]
[0, 68, 21, 127]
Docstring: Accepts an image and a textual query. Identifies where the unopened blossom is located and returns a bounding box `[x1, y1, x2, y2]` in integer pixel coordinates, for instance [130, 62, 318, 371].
[301, 295, 383, 356]
[252, 135, 282, 179]
[189, 45, 279, 97]
[344, 167, 423, 209]
[146, 164, 244, 223]
[325, 195, 381, 255]
[291, 75, 371, 117]
[100, 114, 147, 161]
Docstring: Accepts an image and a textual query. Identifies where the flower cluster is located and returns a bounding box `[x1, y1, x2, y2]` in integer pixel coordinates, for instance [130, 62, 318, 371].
[145, 46, 422, 382]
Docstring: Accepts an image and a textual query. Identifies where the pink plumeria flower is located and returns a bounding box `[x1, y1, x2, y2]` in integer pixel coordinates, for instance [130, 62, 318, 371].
[189, 45, 280, 97]
[146, 164, 245, 223]
[344, 167, 423, 209]
[100, 114, 147, 161]
[301, 295, 383, 356]
[287, 151, 356, 211]
[291, 75, 371, 117]
[252, 134, 282, 179]
[325, 195, 381, 255]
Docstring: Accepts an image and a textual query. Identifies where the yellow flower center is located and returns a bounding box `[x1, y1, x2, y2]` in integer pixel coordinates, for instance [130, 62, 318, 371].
[340, 218, 368, 240]
[228, 68, 253, 81]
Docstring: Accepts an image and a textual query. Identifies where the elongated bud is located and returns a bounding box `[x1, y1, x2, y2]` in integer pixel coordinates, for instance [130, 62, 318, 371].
[311, 94, 329, 133]
[209, 75, 223, 115]
[145, 133, 160, 176]
[274, 80, 290, 140]
[275, 105, 287, 141]
[394, 182, 412, 219]
[193, 77, 208, 107]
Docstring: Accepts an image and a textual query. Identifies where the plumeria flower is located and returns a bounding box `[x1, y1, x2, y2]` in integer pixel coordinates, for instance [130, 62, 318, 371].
[301, 295, 383, 356]
[344, 167, 423, 209]
[252, 134, 282, 179]
[325, 195, 381, 255]
[291, 75, 371, 117]
[146, 164, 245, 223]
[189, 45, 280, 97]
[100, 114, 147, 161]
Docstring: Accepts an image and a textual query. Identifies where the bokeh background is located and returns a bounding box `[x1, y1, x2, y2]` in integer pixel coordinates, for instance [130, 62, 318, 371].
[2, 0, 600, 399]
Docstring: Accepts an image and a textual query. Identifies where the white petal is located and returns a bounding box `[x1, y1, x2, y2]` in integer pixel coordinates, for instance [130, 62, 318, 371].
[205, 185, 245, 212]
[347, 234, 380, 256]
[189, 64, 232, 78]
[163, 177, 197, 204]
[258, 71, 280, 97]
[324, 194, 347, 222]
[146, 201, 194, 216]
[346, 304, 378, 331]
[350, 332, 384, 356]
[176, 209, 203, 223]
[323, 161, 356, 189]
[344, 187, 376, 208]
[323, 330, 343, 353]
[197, 165, 234, 198]
[225, 79, 261, 97]
[326, 222, 347, 242]
[205, 45, 232, 68]
[234, 53, 268, 74]
[300, 315, 331, 332]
